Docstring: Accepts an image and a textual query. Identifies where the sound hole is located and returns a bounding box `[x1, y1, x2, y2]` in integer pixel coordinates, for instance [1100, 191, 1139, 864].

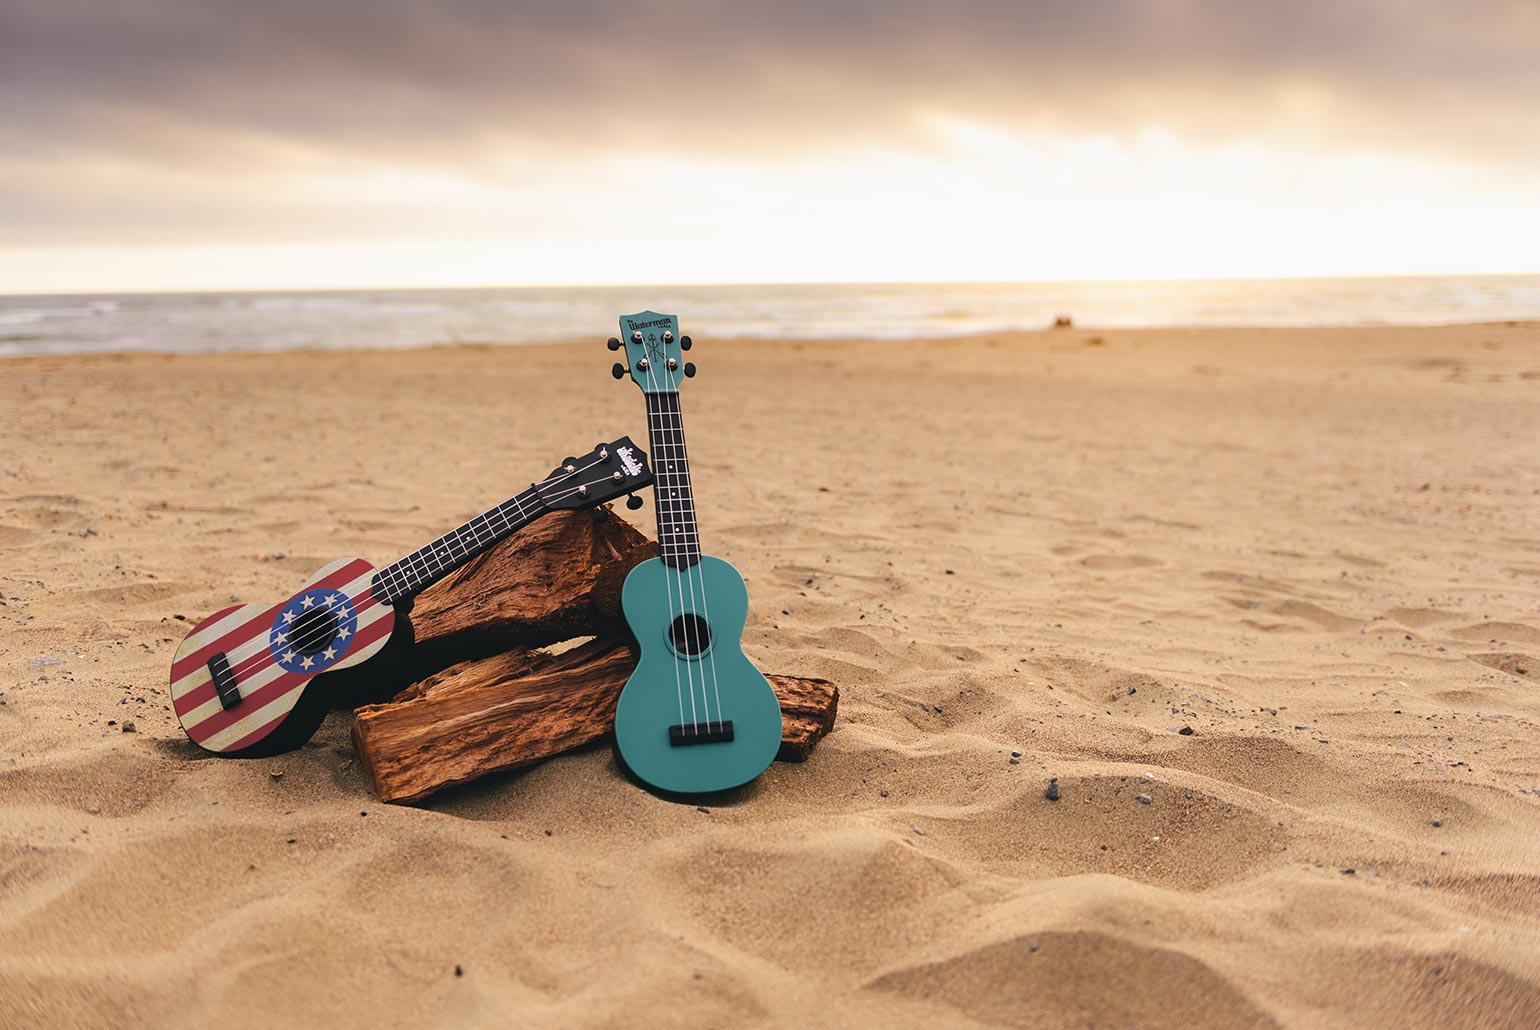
[291, 607, 338, 655]
[668, 613, 711, 656]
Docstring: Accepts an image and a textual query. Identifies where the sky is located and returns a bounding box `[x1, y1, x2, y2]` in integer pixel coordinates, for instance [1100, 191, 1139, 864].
[2, 0, 1538, 293]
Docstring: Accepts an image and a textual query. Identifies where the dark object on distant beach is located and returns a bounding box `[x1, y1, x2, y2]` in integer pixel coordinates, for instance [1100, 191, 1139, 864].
[1179, 725, 1195, 735]
[1052, 314, 1074, 329]
[1045, 778, 1061, 802]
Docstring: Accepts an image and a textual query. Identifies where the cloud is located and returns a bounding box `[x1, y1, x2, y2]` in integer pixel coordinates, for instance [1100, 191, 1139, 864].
[3, 0, 1537, 162]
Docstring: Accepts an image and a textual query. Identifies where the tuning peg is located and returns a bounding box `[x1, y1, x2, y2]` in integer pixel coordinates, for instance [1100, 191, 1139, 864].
[611, 362, 627, 380]
[680, 335, 692, 351]
[683, 362, 697, 378]
[626, 494, 644, 510]
[606, 337, 622, 351]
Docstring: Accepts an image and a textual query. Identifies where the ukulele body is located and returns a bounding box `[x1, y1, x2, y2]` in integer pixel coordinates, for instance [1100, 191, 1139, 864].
[169, 557, 397, 757]
[613, 554, 784, 794]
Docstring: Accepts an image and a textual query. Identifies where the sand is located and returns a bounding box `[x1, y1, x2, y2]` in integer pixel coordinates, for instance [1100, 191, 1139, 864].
[2, 322, 1539, 1028]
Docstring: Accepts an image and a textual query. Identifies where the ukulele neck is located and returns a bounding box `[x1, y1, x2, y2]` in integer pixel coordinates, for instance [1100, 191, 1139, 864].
[646, 390, 701, 569]
[371, 485, 547, 603]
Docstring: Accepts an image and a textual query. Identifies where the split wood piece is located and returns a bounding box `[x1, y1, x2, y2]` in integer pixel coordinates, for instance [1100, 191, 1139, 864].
[406, 506, 655, 674]
[352, 636, 839, 804]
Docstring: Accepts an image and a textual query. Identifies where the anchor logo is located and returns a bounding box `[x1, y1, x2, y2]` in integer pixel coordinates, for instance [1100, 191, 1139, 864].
[643, 331, 666, 363]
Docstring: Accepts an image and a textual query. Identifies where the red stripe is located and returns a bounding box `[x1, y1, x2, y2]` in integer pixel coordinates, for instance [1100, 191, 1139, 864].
[185, 604, 396, 747]
[170, 561, 371, 688]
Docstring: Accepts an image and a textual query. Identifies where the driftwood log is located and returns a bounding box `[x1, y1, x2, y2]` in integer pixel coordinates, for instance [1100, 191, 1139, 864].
[352, 508, 839, 804]
[405, 505, 656, 671]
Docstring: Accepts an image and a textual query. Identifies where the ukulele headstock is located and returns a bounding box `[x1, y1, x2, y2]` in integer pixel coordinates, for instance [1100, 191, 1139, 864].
[608, 310, 696, 394]
[537, 436, 654, 510]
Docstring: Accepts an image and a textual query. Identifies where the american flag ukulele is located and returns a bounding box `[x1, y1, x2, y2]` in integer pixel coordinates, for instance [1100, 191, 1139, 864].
[169, 438, 653, 757]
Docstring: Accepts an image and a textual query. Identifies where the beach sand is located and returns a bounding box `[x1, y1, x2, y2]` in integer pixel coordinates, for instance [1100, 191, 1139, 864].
[2, 323, 1539, 1028]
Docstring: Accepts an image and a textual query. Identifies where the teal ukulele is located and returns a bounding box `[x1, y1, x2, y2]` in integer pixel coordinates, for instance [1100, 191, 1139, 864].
[607, 311, 783, 794]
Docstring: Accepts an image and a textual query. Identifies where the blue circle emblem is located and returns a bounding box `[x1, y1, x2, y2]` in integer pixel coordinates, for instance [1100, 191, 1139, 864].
[269, 591, 359, 674]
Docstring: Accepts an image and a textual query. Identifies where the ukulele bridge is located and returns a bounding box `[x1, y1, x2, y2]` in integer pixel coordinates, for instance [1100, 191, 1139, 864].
[206, 652, 241, 710]
[669, 721, 734, 746]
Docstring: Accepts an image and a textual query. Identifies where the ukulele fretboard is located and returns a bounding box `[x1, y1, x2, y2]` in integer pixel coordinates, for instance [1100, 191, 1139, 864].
[371, 486, 546, 603]
[647, 391, 701, 569]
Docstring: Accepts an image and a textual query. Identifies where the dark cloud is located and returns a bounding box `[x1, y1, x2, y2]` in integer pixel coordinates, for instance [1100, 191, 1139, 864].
[2, 1, 1537, 256]
[2, 0, 1537, 163]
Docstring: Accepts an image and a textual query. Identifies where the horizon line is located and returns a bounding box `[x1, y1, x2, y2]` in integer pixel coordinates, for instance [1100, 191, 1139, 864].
[5, 269, 1540, 299]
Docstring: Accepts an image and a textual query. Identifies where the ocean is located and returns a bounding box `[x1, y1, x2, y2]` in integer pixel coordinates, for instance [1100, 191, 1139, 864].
[2, 276, 1538, 357]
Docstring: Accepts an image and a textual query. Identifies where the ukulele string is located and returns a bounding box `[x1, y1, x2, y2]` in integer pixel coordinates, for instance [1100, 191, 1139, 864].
[215, 463, 613, 682]
[665, 386, 724, 732]
[640, 339, 692, 732]
[209, 473, 612, 686]
[214, 467, 591, 682]
[657, 387, 717, 731]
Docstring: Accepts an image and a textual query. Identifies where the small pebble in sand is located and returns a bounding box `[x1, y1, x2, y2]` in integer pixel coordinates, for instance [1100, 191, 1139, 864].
[1137, 793, 1152, 805]
[1341, 868, 1356, 875]
[1431, 820, 1442, 827]
[1179, 725, 1194, 736]
[1008, 758, 1019, 765]
[912, 825, 925, 836]
[454, 965, 463, 977]
[270, 770, 284, 780]
[1127, 686, 1137, 695]
[1010, 750, 1021, 758]
[879, 790, 889, 798]
[1045, 780, 1061, 802]
[120, 721, 136, 733]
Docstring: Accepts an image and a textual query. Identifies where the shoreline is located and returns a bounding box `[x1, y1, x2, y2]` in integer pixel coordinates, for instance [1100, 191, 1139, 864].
[5, 317, 1540, 364]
